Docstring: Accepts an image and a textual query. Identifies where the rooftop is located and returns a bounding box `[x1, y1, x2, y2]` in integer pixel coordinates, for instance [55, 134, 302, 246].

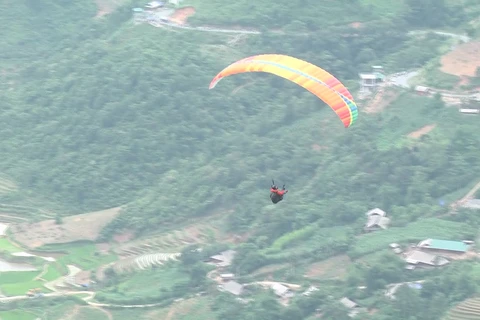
[359, 73, 378, 80]
[365, 215, 390, 229]
[271, 283, 289, 296]
[405, 250, 449, 266]
[222, 281, 244, 296]
[365, 208, 386, 217]
[340, 297, 358, 309]
[417, 239, 469, 253]
[210, 250, 236, 266]
[415, 85, 429, 92]
[462, 199, 480, 208]
[145, 1, 164, 8]
[459, 109, 480, 114]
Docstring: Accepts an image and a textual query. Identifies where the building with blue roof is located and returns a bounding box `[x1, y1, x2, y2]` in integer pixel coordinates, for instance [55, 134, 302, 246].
[417, 238, 469, 254]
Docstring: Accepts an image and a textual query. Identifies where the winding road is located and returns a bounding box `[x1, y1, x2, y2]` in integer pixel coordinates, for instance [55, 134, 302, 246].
[146, 16, 480, 101]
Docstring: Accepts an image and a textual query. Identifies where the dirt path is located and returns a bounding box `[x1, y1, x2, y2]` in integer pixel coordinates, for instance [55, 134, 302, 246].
[407, 124, 436, 139]
[65, 305, 81, 320]
[34, 264, 48, 281]
[451, 180, 480, 210]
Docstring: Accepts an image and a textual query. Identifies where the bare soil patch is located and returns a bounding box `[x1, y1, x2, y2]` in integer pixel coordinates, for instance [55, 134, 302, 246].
[441, 41, 480, 77]
[407, 124, 436, 139]
[169, 6, 195, 25]
[349, 22, 363, 29]
[363, 88, 400, 114]
[96, 242, 110, 254]
[115, 208, 236, 256]
[305, 255, 351, 279]
[311, 144, 328, 152]
[10, 207, 122, 249]
[113, 230, 134, 243]
[252, 263, 289, 276]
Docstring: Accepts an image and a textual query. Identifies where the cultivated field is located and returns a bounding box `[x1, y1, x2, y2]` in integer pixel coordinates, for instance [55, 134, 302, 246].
[445, 297, 480, 320]
[9, 207, 122, 249]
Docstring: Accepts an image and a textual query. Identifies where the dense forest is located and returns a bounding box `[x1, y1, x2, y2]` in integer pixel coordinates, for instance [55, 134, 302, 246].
[1, 0, 480, 319]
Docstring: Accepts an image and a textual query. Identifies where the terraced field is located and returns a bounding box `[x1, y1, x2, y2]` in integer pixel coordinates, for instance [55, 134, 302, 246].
[445, 297, 480, 319]
[113, 252, 181, 274]
[0, 175, 17, 194]
[115, 223, 222, 258]
[0, 173, 55, 220]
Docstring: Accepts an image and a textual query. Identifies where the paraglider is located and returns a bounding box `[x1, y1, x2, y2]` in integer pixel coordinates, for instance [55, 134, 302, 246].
[209, 54, 358, 128]
[270, 180, 288, 204]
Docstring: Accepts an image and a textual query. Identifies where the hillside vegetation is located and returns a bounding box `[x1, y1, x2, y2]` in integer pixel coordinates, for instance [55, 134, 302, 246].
[1, 0, 480, 319]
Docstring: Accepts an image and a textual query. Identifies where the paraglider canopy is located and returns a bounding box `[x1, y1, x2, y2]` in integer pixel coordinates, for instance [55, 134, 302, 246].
[209, 54, 358, 128]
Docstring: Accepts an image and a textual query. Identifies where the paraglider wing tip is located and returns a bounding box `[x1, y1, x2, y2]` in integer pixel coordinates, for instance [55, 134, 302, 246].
[209, 79, 218, 89]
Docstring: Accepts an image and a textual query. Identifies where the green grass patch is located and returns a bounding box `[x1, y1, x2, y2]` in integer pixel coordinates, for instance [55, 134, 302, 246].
[39, 242, 117, 270]
[0, 271, 36, 284]
[349, 218, 475, 259]
[0, 310, 38, 320]
[441, 177, 480, 204]
[265, 226, 351, 257]
[0, 238, 20, 252]
[175, 297, 213, 320]
[269, 224, 317, 251]
[1, 280, 47, 296]
[372, 92, 439, 151]
[72, 307, 110, 320]
[99, 265, 190, 302]
[42, 264, 64, 281]
[415, 58, 461, 90]
[117, 267, 188, 295]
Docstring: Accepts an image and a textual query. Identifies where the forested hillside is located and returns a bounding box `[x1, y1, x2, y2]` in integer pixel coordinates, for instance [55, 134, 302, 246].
[2, 0, 478, 221]
[1, 0, 480, 318]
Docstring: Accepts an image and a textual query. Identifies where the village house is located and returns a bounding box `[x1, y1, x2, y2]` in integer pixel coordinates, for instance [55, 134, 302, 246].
[218, 280, 244, 296]
[364, 208, 390, 232]
[404, 250, 449, 270]
[414, 85, 430, 95]
[416, 239, 470, 257]
[208, 250, 236, 268]
[220, 273, 235, 281]
[145, 1, 164, 10]
[462, 199, 480, 209]
[271, 283, 294, 298]
[459, 108, 480, 115]
[302, 286, 319, 296]
[340, 297, 366, 318]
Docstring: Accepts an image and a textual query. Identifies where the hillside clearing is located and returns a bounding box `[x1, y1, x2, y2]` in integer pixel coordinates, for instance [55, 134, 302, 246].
[169, 6, 196, 25]
[114, 209, 235, 257]
[10, 207, 122, 249]
[407, 124, 437, 139]
[363, 88, 400, 114]
[305, 255, 351, 280]
[441, 41, 480, 77]
[94, 0, 126, 18]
